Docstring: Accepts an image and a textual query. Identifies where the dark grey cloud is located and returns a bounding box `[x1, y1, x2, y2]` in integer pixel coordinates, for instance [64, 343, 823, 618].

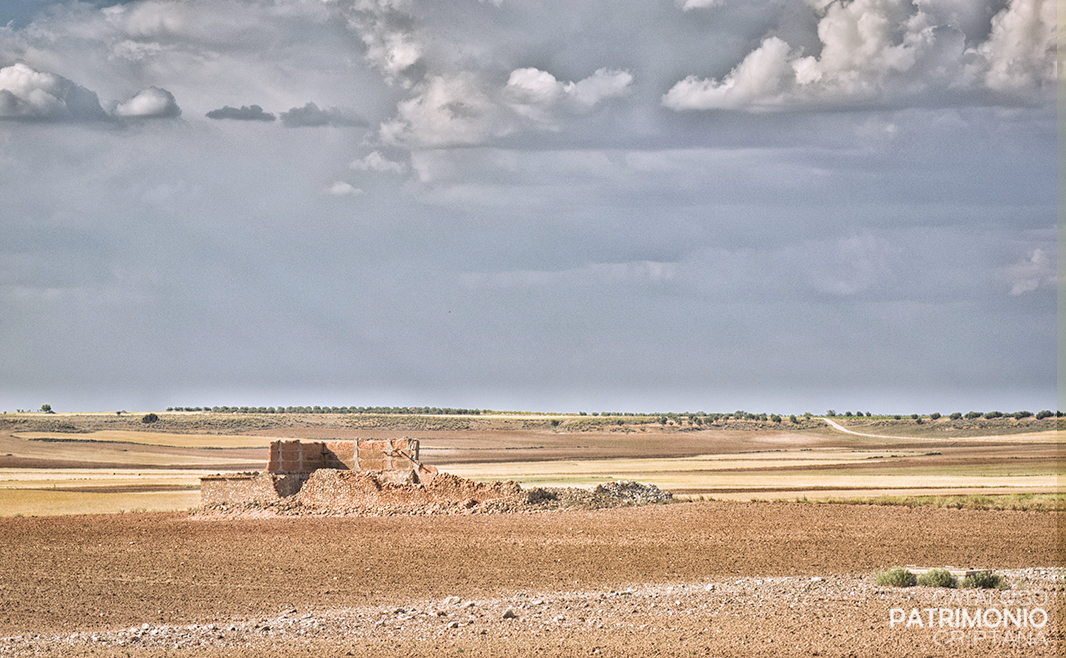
[280, 102, 367, 128]
[205, 104, 275, 121]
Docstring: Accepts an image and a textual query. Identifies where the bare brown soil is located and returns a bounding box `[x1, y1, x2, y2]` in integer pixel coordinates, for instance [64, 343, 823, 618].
[0, 502, 1061, 656]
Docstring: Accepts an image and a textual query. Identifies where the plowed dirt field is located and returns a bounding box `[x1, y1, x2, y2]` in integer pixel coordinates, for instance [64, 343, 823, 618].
[0, 502, 1061, 657]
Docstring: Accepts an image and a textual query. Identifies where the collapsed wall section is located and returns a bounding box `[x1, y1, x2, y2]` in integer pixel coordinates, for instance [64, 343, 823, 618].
[199, 469, 522, 511]
[200, 472, 296, 507]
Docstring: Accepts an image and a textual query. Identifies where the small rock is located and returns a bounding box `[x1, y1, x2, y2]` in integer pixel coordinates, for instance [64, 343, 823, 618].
[442, 596, 461, 606]
[502, 609, 517, 619]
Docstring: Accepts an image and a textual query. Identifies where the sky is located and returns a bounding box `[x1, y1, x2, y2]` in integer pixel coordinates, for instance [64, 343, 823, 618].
[0, 0, 1057, 415]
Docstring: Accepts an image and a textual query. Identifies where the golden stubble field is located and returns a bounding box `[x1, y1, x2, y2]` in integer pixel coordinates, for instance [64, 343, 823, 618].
[0, 412, 1060, 516]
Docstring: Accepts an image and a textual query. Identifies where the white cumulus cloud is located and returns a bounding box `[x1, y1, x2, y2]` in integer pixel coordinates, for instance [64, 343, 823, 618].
[677, 0, 723, 10]
[663, 0, 1056, 111]
[327, 181, 363, 196]
[0, 63, 109, 121]
[351, 151, 408, 174]
[507, 67, 633, 110]
[380, 73, 508, 147]
[113, 86, 181, 118]
[1007, 249, 1056, 295]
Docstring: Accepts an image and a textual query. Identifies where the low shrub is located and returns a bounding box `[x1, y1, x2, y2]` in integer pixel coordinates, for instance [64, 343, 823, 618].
[875, 567, 916, 587]
[962, 571, 1007, 590]
[917, 569, 958, 588]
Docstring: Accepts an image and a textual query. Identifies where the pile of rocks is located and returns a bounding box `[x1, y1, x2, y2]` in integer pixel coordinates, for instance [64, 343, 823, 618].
[593, 480, 673, 505]
[200, 473, 672, 518]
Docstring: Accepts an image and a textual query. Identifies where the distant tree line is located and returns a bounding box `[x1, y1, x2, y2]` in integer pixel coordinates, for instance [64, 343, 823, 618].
[158, 406, 1060, 420]
[165, 403, 483, 413]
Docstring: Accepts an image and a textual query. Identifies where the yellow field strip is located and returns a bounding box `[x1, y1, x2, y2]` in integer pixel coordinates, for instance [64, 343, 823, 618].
[0, 469, 216, 488]
[14, 431, 275, 448]
[442, 458, 1059, 497]
[0, 489, 201, 516]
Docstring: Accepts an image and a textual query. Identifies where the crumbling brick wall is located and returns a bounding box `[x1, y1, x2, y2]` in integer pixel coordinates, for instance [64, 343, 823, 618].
[202, 438, 433, 507]
[266, 439, 420, 473]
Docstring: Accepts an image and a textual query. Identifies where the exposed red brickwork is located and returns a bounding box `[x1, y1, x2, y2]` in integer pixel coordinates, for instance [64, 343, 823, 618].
[266, 439, 420, 474]
[203, 438, 440, 507]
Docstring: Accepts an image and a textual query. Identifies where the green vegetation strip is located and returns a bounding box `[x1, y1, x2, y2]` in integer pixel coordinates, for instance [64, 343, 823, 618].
[816, 493, 1066, 512]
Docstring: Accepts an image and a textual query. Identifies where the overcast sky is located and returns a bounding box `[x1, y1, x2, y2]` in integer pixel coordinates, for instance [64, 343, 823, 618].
[0, 0, 1057, 415]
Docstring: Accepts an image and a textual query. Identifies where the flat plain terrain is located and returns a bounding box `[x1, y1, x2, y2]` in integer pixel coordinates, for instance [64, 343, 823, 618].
[0, 412, 1061, 656]
[0, 412, 1060, 515]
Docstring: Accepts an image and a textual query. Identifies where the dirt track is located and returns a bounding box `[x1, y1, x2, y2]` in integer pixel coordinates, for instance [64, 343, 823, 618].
[0, 501, 1062, 656]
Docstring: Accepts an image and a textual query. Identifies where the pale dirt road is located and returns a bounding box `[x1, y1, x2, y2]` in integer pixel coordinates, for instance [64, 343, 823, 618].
[818, 417, 926, 440]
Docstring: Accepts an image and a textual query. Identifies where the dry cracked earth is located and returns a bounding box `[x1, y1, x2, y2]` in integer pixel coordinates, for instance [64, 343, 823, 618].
[0, 501, 1062, 657]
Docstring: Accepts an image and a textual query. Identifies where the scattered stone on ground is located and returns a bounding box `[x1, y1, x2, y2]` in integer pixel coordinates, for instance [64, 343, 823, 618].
[1, 569, 1060, 657]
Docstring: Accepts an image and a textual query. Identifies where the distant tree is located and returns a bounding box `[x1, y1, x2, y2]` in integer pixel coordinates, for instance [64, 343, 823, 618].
[550, 419, 560, 427]
[142, 413, 159, 424]
[789, 415, 798, 423]
[964, 411, 982, 420]
[770, 414, 782, 423]
[929, 412, 941, 420]
[983, 411, 1002, 419]
[910, 414, 919, 419]
[826, 410, 836, 417]
[949, 412, 963, 420]
[1013, 410, 1032, 419]
[893, 415, 902, 420]
[1035, 410, 1053, 419]
[40, 404, 52, 413]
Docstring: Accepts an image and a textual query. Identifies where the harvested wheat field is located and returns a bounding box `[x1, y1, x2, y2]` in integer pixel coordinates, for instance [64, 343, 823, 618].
[0, 501, 1062, 657]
